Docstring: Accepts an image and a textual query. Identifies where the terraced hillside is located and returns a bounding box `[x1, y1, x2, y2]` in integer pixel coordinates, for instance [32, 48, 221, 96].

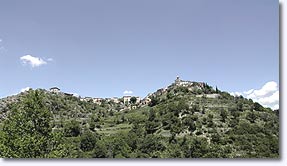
[0, 80, 279, 158]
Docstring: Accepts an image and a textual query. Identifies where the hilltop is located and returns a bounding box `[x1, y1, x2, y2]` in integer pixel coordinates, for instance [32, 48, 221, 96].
[0, 77, 279, 158]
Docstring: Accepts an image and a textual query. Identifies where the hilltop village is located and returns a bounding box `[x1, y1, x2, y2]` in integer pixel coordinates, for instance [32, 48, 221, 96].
[0, 76, 279, 158]
[48, 76, 218, 110]
[49, 86, 146, 110]
[0, 76, 220, 113]
[0, 76, 220, 121]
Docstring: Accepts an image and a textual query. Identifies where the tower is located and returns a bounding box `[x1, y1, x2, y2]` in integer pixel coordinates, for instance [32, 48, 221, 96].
[175, 76, 180, 85]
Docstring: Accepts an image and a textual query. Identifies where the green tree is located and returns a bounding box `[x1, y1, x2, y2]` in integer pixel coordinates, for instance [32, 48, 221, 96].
[230, 107, 240, 119]
[191, 104, 200, 114]
[220, 109, 228, 123]
[146, 121, 160, 134]
[183, 116, 196, 133]
[64, 120, 81, 137]
[0, 90, 57, 158]
[148, 96, 159, 107]
[162, 112, 174, 130]
[254, 102, 264, 112]
[80, 130, 99, 152]
[167, 92, 174, 99]
[207, 114, 214, 127]
[140, 134, 165, 155]
[148, 108, 157, 121]
[229, 118, 239, 128]
[246, 111, 257, 123]
[105, 133, 132, 158]
[130, 97, 137, 105]
[168, 102, 181, 116]
[182, 137, 208, 158]
[47, 132, 79, 158]
[237, 101, 244, 112]
[170, 119, 183, 135]
[93, 140, 108, 158]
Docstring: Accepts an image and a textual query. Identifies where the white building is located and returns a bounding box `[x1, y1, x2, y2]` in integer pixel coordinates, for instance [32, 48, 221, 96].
[50, 87, 60, 93]
[93, 98, 103, 104]
[141, 97, 151, 105]
[111, 97, 120, 103]
[135, 97, 141, 104]
[81, 97, 92, 102]
[123, 96, 132, 104]
[174, 76, 193, 87]
[175, 76, 181, 85]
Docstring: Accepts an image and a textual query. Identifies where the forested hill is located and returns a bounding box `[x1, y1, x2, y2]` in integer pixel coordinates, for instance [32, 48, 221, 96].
[0, 80, 279, 158]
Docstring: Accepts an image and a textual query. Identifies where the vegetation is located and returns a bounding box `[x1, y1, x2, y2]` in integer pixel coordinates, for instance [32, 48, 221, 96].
[0, 82, 279, 158]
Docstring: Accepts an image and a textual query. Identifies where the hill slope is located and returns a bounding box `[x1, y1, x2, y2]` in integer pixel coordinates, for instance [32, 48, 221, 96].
[0, 79, 279, 158]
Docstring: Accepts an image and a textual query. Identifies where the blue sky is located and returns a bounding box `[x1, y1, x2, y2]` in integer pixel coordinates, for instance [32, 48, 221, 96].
[0, 0, 279, 108]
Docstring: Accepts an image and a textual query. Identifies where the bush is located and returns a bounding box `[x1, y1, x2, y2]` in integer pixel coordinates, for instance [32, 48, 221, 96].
[64, 120, 81, 137]
[80, 130, 98, 152]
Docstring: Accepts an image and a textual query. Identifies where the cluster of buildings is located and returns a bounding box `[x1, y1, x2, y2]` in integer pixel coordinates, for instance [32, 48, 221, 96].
[79, 97, 121, 104]
[174, 76, 206, 89]
[49, 87, 148, 106]
[150, 76, 195, 97]
[48, 76, 205, 108]
[174, 76, 194, 86]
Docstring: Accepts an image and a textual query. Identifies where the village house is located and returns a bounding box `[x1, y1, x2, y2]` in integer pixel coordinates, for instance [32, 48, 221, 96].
[136, 97, 141, 104]
[80, 97, 92, 102]
[50, 87, 61, 93]
[111, 97, 120, 103]
[141, 97, 151, 105]
[92, 98, 103, 104]
[105, 98, 112, 102]
[64, 93, 73, 96]
[154, 88, 166, 96]
[123, 96, 132, 104]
